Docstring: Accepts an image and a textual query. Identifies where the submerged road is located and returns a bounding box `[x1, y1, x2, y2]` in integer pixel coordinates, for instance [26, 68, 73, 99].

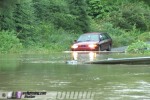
[112, 46, 127, 52]
[112, 41, 150, 52]
[86, 41, 150, 64]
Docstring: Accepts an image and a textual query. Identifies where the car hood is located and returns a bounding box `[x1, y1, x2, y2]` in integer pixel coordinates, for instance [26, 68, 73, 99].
[74, 41, 99, 45]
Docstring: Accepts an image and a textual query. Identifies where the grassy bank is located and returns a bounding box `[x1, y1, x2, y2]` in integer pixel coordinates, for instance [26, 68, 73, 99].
[0, 29, 150, 54]
[0, 29, 80, 54]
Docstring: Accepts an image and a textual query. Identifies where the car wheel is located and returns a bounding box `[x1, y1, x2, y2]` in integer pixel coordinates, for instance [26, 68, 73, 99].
[98, 45, 102, 51]
[107, 44, 111, 51]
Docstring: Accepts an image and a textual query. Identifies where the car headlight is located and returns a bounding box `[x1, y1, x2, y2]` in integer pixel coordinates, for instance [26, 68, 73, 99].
[88, 44, 97, 48]
[71, 45, 78, 49]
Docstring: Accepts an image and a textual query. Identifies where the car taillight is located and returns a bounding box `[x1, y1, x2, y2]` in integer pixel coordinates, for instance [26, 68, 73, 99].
[71, 45, 78, 49]
[88, 44, 97, 48]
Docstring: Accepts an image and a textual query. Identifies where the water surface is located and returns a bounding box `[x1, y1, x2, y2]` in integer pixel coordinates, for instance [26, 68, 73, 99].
[0, 53, 150, 100]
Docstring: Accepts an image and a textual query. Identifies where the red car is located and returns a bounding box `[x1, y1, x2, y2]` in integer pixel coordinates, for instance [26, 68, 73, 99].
[71, 32, 112, 51]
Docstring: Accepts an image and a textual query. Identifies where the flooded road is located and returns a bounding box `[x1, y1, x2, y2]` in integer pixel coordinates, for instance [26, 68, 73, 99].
[0, 53, 150, 100]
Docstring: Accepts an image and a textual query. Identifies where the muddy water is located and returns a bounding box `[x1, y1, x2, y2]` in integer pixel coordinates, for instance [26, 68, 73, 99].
[0, 53, 150, 100]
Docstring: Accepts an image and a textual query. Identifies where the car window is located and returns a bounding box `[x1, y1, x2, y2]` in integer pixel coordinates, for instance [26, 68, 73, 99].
[77, 34, 99, 42]
[90, 34, 99, 41]
[104, 33, 111, 38]
[77, 35, 88, 42]
[99, 35, 103, 40]
[100, 34, 108, 40]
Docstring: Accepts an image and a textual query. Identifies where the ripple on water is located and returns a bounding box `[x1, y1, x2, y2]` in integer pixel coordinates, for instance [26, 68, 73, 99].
[28, 60, 65, 64]
[109, 81, 150, 99]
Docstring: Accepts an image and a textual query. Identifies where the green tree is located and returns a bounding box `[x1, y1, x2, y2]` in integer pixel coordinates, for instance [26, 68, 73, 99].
[13, 0, 35, 41]
[87, 0, 150, 31]
[33, 0, 76, 31]
[67, 0, 90, 33]
[86, 0, 115, 19]
[110, 2, 150, 31]
[0, 0, 18, 30]
[140, 0, 150, 5]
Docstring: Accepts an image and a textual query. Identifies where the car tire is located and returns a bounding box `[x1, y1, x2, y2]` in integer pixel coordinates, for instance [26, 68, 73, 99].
[98, 45, 102, 51]
[107, 44, 111, 51]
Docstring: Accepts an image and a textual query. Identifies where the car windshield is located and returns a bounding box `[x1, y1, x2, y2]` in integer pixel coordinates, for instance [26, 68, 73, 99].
[77, 34, 99, 42]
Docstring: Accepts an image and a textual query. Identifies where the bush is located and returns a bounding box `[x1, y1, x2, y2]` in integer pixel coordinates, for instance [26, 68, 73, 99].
[126, 41, 150, 54]
[101, 23, 124, 35]
[138, 32, 150, 41]
[0, 30, 23, 53]
[22, 23, 80, 52]
[101, 23, 137, 47]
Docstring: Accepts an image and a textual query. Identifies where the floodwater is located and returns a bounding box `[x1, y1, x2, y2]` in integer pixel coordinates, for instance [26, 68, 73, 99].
[0, 53, 150, 100]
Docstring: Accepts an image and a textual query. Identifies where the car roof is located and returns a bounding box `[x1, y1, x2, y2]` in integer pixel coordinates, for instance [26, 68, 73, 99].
[83, 32, 106, 35]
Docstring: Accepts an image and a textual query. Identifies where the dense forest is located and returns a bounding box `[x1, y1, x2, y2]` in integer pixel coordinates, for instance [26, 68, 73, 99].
[0, 0, 150, 53]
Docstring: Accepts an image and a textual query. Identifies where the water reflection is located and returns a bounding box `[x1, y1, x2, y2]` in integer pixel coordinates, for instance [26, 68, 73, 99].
[89, 52, 96, 61]
[72, 51, 97, 61]
[72, 52, 78, 60]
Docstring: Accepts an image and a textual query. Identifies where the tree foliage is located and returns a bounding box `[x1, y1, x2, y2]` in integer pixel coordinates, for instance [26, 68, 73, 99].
[0, 0, 150, 52]
[32, 0, 89, 33]
[13, 0, 35, 41]
[87, 0, 150, 31]
[126, 41, 150, 54]
[0, 0, 18, 30]
[0, 30, 22, 53]
[68, 0, 90, 32]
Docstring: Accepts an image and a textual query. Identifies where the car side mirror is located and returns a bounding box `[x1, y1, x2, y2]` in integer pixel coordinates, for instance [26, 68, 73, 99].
[99, 35, 102, 41]
[73, 40, 77, 43]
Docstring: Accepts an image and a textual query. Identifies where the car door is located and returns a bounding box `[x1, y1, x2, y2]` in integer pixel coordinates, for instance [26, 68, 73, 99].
[99, 34, 108, 50]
